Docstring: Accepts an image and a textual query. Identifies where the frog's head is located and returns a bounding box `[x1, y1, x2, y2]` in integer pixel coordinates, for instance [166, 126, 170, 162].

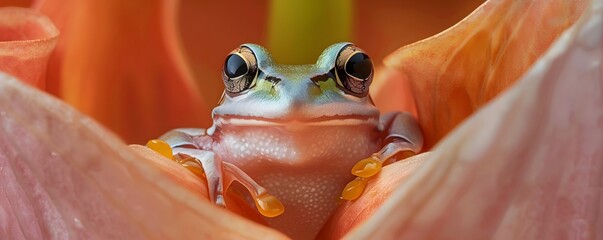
[212, 43, 380, 129]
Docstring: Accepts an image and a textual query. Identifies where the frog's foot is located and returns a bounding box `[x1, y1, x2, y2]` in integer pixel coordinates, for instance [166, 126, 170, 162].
[342, 112, 423, 200]
[146, 140, 284, 217]
[341, 140, 418, 200]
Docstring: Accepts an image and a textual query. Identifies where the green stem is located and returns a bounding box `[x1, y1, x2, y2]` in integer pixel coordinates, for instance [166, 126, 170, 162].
[268, 0, 352, 64]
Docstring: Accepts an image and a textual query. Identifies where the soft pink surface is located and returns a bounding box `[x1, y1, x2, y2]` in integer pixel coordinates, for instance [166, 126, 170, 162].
[345, 1, 603, 238]
[0, 75, 285, 239]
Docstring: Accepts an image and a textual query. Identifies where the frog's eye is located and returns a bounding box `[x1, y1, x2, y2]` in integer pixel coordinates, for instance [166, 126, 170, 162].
[222, 46, 258, 94]
[334, 45, 373, 97]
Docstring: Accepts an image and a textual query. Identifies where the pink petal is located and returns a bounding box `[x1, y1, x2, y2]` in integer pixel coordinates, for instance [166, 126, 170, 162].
[318, 155, 427, 239]
[0, 75, 286, 239]
[347, 1, 603, 238]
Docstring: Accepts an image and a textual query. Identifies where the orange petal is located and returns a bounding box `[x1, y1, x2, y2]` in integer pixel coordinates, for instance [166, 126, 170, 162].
[354, 0, 485, 65]
[370, 65, 417, 116]
[344, 1, 602, 238]
[0, 0, 32, 7]
[0, 7, 57, 88]
[178, 0, 268, 104]
[377, 0, 589, 149]
[37, 0, 212, 143]
[32, 0, 75, 95]
[0, 74, 284, 239]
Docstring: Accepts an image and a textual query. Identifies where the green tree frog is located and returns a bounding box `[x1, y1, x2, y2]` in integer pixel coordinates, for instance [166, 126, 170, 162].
[149, 43, 423, 239]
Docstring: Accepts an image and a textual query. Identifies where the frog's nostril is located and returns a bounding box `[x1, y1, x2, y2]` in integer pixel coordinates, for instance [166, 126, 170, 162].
[265, 76, 281, 85]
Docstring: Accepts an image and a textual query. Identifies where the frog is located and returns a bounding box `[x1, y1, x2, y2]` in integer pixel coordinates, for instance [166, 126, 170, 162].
[147, 43, 423, 239]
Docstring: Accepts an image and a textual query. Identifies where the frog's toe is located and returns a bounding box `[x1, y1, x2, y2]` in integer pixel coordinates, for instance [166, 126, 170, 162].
[341, 177, 368, 200]
[254, 193, 285, 218]
[342, 140, 418, 201]
[341, 154, 384, 200]
[223, 162, 285, 217]
[351, 155, 382, 178]
[145, 139, 174, 160]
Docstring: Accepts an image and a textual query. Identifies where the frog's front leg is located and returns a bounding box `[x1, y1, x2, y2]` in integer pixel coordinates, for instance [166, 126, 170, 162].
[342, 112, 424, 200]
[171, 148, 226, 206]
[159, 128, 206, 149]
[148, 128, 284, 217]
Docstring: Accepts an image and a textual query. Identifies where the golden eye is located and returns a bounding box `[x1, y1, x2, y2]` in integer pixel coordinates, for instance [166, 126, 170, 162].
[334, 44, 373, 97]
[222, 46, 258, 94]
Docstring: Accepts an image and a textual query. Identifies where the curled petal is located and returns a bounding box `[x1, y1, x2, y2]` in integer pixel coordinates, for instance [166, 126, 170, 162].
[0, 74, 285, 239]
[345, 1, 603, 238]
[37, 0, 212, 143]
[378, 0, 588, 149]
[0, 7, 57, 88]
[32, 0, 75, 95]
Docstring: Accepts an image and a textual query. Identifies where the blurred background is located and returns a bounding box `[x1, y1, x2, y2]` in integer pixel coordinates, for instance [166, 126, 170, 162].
[0, 0, 484, 143]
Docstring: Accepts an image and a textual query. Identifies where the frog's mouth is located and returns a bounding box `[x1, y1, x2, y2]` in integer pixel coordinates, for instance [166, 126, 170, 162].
[213, 114, 380, 127]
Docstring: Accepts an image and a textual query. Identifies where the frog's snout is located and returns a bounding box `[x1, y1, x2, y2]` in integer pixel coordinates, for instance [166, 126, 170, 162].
[281, 79, 323, 108]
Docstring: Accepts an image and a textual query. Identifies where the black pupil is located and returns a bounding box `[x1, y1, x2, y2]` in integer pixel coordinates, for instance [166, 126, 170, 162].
[225, 54, 248, 78]
[345, 52, 372, 79]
